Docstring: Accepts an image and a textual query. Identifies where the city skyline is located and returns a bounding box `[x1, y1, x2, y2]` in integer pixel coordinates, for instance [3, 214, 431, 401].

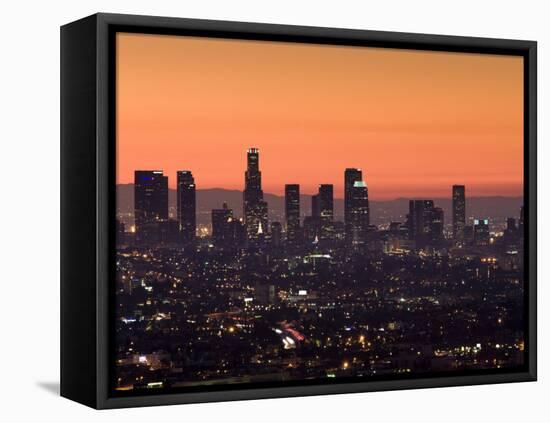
[118, 161, 522, 203]
[116, 33, 523, 199]
[125, 148, 522, 247]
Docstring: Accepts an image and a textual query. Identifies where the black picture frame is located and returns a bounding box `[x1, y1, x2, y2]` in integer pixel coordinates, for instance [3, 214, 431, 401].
[61, 12, 537, 409]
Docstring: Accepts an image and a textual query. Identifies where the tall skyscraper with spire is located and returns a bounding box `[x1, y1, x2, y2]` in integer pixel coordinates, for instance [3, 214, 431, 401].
[452, 185, 466, 242]
[243, 148, 268, 241]
[177, 170, 196, 244]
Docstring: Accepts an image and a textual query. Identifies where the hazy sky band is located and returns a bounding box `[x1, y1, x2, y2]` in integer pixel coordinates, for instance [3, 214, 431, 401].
[116, 33, 524, 200]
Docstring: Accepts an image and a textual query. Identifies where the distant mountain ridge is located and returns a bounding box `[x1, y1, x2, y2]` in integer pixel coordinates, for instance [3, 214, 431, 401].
[117, 184, 523, 227]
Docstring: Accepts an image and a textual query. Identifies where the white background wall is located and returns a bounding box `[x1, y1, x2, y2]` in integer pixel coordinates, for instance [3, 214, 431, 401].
[1, 0, 547, 421]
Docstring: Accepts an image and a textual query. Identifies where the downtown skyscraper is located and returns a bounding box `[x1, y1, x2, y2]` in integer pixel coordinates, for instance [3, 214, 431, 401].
[134, 170, 168, 244]
[407, 200, 444, 248]
[452, 185, 466, 242]
[318, 184, 334, 239]
[243, 148, 268, 241]
[348, 180, 370, 246]
[344, 168, 363, 243]
[177, 170, 196, 244]
[212, 202, 233, 245]
[473, 218, 490, 246]
[285, 184, 300, 243]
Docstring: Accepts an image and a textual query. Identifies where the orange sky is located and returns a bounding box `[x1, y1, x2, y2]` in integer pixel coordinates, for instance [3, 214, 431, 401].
[116, 32, 524, 200]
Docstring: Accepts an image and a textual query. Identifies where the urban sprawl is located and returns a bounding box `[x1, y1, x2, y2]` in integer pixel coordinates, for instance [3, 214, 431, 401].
[115, 148, 525, 391]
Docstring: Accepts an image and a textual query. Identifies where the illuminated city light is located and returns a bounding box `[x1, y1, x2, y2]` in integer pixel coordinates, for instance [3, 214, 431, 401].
[114, 149, 525, 390]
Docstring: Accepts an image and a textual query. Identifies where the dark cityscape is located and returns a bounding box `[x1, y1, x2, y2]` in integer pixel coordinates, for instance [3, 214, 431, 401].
[114, 148, 525, 392]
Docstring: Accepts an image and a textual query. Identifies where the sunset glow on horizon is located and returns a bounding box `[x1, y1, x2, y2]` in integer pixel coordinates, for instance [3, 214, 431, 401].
[116, 33, 524, 200]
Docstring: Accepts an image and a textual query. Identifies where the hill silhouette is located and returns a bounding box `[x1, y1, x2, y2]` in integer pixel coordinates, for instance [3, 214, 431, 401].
[116, 184, 523, 227]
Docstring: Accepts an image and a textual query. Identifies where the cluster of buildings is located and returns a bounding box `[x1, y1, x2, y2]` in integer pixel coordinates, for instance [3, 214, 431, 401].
[118, 148, 524, 256]
[121, 148, 370, 248]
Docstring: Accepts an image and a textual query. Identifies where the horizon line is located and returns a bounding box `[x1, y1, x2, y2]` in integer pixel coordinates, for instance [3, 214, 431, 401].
[116, 183, 523, 201]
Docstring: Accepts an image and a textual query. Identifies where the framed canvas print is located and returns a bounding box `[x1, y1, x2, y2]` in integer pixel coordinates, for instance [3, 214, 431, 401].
[60, 13, 537, 409]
